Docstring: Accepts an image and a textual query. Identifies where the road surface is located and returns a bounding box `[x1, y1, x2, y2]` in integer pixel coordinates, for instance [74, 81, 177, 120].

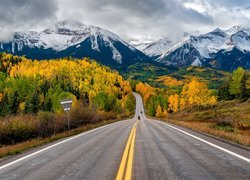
[0, 92, 249, 180]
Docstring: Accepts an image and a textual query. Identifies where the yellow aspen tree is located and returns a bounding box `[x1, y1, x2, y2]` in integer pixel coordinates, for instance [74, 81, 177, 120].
[168, 94, 179, 112]
[162, 109, 168, 118]
[156, 105, 163, 118]
[181, 79, 217, 107]
[179, 97, 187, 111]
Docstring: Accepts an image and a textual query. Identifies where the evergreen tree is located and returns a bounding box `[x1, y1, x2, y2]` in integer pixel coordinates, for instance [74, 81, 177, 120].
[44, 96, 53, 112]
[218, 82, 234, 101]
[241, 71, 250, 100]
[0, 93, 9, 116]
[25, 90, 40, 114]
[9, 90, 19, 114]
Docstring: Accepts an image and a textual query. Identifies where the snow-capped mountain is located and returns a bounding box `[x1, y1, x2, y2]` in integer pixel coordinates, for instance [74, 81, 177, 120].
[0, 20, 149, 67]
[133, 38, 176, 58]
[1, 21, 249, 71]
[158, 26, 250, 70]
[132, 33, 193, 59]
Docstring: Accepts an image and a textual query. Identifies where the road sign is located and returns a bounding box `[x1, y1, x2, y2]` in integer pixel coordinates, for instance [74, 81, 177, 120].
[60, 99, 73, 112]
[60, 99, 73, 130]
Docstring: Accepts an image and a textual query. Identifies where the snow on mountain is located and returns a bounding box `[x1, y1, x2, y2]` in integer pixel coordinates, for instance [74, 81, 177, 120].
[157, 26, 250, 70]
[0, 20, 138, 64]
[231, 29, 250, 52]
[135, 33, 194, 58]
[135, 38, 175, 57]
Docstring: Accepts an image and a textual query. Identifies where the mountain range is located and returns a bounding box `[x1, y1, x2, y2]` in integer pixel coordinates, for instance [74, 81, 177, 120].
[0, 20, 249, 71]
[136, 26, 250, 71]
[0, 20, 149, 68]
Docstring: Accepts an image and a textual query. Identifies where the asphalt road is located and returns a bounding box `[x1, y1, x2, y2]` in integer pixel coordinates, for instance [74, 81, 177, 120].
[0, 92, 249, 180]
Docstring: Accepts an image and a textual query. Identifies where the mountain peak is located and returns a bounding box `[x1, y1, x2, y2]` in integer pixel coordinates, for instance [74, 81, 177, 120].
[212, 28, 223, 32]
[56, 19, 85, 27]
[0, 20, 145, 66]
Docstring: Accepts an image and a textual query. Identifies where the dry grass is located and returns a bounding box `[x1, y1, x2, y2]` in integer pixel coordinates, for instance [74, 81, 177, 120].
[0, 119, 123, 159]
[164, 120, 250, 146]
[161, 99, 250, 146]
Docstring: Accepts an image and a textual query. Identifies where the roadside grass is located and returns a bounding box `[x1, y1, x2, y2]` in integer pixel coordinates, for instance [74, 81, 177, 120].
[161, 99, 250, 146]
[0, 118, 128, 159]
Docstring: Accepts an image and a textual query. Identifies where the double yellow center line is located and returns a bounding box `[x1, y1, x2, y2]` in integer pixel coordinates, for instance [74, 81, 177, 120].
[116, 121, 138, 180]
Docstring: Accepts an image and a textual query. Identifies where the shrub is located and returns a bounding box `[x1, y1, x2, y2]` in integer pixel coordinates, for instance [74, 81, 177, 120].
[92, 111, 117, 122]
[69, 102, 97, 128]
[37, 111, 56, 137]
[0, 115, 38, 145]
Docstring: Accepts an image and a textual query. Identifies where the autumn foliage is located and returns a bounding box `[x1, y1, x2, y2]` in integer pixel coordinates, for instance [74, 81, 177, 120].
[0, 53, 135, 145]
[136, 79, 217, 117]
[0, 53, 133, 116]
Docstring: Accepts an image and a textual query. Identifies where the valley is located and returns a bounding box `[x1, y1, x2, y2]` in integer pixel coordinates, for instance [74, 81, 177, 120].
[1, 1, 250, 179]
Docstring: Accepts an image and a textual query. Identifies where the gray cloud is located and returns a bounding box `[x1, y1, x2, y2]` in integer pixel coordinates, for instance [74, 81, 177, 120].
[56, 0, 215, 41]
[0, 0, 250, 42]
[0, 0, 58, 41]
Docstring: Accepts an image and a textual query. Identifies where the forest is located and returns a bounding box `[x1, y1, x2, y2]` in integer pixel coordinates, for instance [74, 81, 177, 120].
[0, 52, 249, 147]
[0, 53, 135, 145]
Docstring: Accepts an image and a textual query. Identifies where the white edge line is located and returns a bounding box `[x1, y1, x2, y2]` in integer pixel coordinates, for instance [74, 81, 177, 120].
[0, 120, 127, 171]
[156, 121, 250, 163]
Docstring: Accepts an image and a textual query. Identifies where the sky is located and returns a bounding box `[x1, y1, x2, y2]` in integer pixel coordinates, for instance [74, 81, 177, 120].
[0, 0, 250, 43]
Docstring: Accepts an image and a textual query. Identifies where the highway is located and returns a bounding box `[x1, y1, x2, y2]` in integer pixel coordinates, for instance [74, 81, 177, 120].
[0, 92, 249, 180]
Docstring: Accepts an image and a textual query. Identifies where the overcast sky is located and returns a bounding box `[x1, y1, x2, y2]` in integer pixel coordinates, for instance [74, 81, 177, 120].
[0, 0, 250, 42]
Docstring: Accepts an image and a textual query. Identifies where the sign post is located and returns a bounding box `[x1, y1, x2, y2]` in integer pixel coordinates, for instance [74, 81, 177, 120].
[60, 99, 73, 130]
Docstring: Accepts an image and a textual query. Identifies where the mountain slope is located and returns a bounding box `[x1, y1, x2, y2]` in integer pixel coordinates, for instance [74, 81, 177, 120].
[139, 26, 250, 71]
[0, 20, 149, 68]
[133, 38, 176, 58]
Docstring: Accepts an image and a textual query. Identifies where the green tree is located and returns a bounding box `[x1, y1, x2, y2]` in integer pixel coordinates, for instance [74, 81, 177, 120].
[229, 67, 245, 98]
[9, 90, 19, 114]
[218, 82, 234, 101]
[147, 96, 157, 116]
[124, 93, 135, 113]
[93, 92, 116, 112]
[25, 89, 41, 114]
[44, 96, 53, 112]
[241, 71, 250, 100]
[0, 92, 9, 116]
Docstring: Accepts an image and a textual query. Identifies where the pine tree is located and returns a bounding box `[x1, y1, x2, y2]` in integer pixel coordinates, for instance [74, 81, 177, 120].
[9, 90, 19, 114]
[25, 90, 40, 114]
[0, 93, 9, 116]
[44, 97, 53, 112]
[241, 71, 250, 100]
[218, 82, 233, 101]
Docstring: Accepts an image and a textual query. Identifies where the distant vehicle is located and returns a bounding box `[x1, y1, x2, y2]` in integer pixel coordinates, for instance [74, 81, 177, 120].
[138, 116, 141, 120]
[140, 111, 143, 114]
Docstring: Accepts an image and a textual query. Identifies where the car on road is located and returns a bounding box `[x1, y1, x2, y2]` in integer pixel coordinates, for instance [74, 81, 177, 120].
[138, 116, 141, 120]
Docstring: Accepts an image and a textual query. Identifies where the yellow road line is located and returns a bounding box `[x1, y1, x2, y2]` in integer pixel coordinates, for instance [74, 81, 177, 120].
[125, 123, 136, 180]
[116, 121, 137, 180]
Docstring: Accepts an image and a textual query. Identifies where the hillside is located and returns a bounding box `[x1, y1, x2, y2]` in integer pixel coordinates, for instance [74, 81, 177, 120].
[164, 99, 250, 146]
[0, 53, 135, 145]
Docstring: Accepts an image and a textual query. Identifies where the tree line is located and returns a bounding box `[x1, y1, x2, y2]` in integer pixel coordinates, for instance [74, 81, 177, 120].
[218, 67, 250, 101]
[0, 53, 135, 145]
